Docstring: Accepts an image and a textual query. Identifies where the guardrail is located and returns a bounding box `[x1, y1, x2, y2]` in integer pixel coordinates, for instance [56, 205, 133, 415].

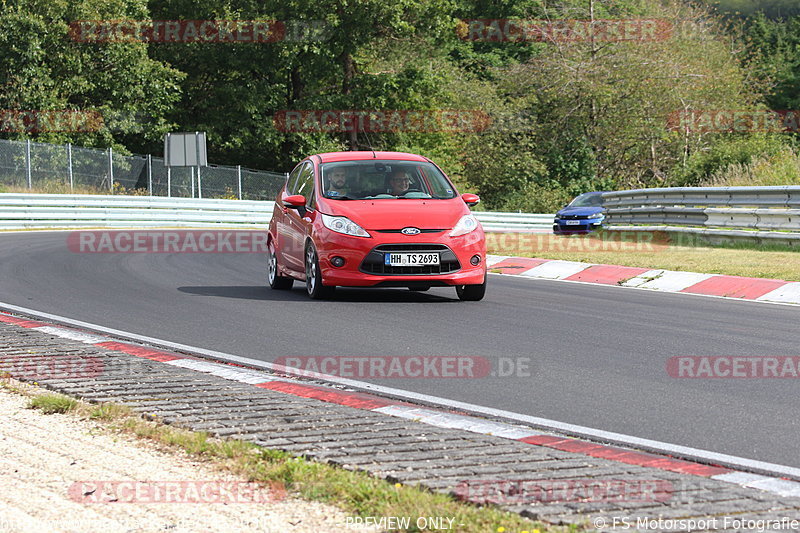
[0, 194, 274, 229]
[474, 212, 553, 232]
[0, 193, 554, 232]
[602, 186, 800, 245]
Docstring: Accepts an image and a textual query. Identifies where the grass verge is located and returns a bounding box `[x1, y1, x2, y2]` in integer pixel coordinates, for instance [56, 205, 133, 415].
[28, 392, 78, 413]
[2, 378, 575, 533]
[487, 231, 800, 281]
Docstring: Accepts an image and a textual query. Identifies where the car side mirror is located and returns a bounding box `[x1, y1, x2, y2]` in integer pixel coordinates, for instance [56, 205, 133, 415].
[284, 194, 306, 208]
[461, 193, 480, 207]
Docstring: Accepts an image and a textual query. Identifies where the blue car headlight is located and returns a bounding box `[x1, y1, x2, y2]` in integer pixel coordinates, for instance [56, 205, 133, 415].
[587, 213, 604, 219]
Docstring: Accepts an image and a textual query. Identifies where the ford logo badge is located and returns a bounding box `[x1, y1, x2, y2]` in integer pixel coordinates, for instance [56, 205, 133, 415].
[401, 227, 421, 235]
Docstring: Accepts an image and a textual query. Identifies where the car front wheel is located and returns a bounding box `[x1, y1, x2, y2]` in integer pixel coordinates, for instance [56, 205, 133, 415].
[305, 243, 335, 299]
[456, 277, 486, 301]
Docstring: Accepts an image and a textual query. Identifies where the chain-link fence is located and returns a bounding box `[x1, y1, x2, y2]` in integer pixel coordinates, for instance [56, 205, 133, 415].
[0, 138, 286, 200]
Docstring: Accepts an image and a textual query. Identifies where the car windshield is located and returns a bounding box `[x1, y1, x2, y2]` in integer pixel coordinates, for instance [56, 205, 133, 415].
[568, 193, 604, 207]
[320, 160, 457, 200]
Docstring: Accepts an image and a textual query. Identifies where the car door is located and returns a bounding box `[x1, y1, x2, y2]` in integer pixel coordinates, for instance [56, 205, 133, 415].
[275, 162, 304, 274]
[283, 161, 315, 274]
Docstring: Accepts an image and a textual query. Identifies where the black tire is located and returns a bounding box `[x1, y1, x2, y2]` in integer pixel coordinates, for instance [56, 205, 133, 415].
[456, 277, 486, 301]
[267, 242, 293, 290]
[305, 243, 335, 299]
[408, 286, 431, 292]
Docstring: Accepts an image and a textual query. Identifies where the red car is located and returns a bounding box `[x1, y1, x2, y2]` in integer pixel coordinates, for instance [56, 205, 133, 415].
[267, 151, 487, 300]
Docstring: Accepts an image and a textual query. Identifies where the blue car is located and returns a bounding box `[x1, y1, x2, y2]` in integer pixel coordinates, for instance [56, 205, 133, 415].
[553, 192, 606, 234]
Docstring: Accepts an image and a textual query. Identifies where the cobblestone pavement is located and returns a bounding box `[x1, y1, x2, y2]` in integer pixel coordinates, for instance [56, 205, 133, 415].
[0, 386, 374, 533]
[3, 321, 800, 532]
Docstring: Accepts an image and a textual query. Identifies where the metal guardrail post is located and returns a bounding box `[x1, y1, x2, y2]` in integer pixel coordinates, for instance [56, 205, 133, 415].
[195, 131, 202, 199]
[147, 154, 152, 195]
[237, 165, 242, 200]
[107, 147, 114, 192]
[66, 143, 73, 192]
[25, 140, 32, 189]
[191, 167, 195, 198]
[167, 167, 172, 197]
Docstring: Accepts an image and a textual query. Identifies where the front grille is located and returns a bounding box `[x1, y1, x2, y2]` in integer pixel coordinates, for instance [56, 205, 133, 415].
[370, 244, 450, 251]
[374, 229, 445, 234]
[360, 244, 461, 275]
[557, 225, 590, 231]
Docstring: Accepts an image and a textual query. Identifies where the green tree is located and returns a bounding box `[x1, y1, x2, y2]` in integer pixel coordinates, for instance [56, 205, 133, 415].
[148, 0, 457, 171]
[456, 0, 767, 210]
[741, 14, 800, 111]
[0, 0, 183, 148]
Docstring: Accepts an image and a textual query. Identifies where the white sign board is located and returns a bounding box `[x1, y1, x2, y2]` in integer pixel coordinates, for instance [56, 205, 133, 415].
[164, 132, 207, 167]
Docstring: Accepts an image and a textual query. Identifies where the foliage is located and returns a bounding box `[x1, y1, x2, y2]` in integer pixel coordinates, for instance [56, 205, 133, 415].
[28, 393, 77, 414]
[703, 0, 800, 18]
[2, 0, 799, 211]
[697, 143, 800, 186]
[672, 134, 790, 185]
[0, 0, 184, 149]
[741, 14, 800, 111]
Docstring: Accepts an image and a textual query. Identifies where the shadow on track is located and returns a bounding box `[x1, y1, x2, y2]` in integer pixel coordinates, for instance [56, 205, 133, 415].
[177, 286, 458, 303]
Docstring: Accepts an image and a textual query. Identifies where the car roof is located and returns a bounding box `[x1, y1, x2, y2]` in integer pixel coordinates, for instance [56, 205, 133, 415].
[313, 151, 430, 163]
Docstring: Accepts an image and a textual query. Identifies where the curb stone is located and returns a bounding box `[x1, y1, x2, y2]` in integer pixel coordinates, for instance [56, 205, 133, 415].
[487, 255, 800, 305]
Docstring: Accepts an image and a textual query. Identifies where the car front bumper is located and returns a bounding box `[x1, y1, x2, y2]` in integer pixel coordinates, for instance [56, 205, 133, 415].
[313, 227, 487, 287]
[553, 219, 603, 234]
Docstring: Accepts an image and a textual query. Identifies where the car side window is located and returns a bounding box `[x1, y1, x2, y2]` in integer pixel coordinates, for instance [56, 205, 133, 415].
[286, 162, 305, 195]
[295, 163, 315, 203]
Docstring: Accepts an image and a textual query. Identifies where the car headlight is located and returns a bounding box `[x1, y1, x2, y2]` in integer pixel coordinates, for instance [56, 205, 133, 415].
[588, 213, 604, 219]
[449, 214, 480, 237]
[321, 214, 371, 237]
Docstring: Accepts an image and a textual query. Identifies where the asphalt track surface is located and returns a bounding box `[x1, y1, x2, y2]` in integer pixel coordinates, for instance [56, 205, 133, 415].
[1, 231, 799, 468]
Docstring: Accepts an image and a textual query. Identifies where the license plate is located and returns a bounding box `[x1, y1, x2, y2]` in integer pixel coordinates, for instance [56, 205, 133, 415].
[566, 220, 582, 225]
[385, 252, 440, 266]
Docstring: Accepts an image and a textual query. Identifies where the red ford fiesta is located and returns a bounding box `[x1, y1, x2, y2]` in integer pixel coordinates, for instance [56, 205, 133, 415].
[267, 151, 486, 300]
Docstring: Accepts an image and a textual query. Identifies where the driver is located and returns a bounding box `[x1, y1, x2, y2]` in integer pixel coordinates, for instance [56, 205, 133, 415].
[327, 167, 349, 196]
[388, 170, 412, 196]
